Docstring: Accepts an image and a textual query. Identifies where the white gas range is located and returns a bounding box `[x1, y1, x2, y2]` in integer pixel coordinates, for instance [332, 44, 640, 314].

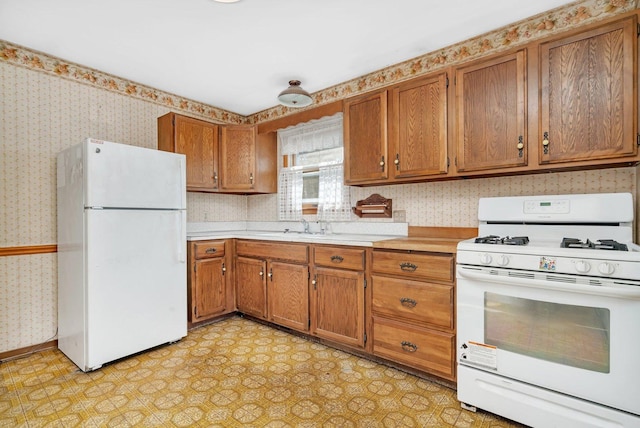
[456, 193, 640, 428]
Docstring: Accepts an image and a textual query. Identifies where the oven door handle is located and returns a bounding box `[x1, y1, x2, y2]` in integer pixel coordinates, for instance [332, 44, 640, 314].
[457, 267, 640, 300]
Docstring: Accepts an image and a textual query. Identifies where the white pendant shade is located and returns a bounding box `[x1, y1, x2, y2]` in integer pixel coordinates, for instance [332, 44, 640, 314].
[278, 80, 313, 108]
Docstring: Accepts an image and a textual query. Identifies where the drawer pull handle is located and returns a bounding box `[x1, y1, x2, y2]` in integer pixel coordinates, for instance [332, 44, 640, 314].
[330, 255, 344, 263]
[399, 297, 417, 308]
[401, 341, 418, 352]
[399, 262, 417, 272]
[205, 248, 217, 254]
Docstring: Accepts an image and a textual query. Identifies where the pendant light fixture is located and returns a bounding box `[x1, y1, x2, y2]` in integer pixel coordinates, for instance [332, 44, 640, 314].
[277, 80, 313, 108]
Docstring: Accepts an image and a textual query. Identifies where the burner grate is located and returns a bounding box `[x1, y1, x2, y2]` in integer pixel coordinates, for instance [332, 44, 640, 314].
[475, 235, 530, 246]
[561, 238, 628, 251]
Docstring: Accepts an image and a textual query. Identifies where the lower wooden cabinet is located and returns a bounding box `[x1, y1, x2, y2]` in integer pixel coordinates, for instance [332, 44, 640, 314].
[372, 317, 455, 379]
[311, 245, 367, 350]
[191, 238, 459, 382]
[235, 240, 310, 333]
[235, 256, 267, 319]
[187, 240, 233, 324]
[371, 248, 456, 381]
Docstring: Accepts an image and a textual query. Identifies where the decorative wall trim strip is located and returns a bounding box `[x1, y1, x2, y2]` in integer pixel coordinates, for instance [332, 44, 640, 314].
[0, 340, 58, 362]
[0, 0, 636, 127]
[0, 41, 245, 125]
[0, 245, 57, 257]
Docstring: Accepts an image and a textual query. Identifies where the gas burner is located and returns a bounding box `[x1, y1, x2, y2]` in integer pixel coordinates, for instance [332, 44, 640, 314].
[475, 235, 530, 246]
[561, 238, 629, 251]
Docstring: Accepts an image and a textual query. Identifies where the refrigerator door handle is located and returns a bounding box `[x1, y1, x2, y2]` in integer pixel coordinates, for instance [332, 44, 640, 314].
[177, 212, 185, 263]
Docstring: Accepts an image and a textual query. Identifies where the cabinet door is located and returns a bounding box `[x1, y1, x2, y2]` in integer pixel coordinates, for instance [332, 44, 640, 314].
[236, 257, 267, 319]
[390, 73, 448, 179]
[313, 267, 365, 349]
[174, 115, 219, 190]
[268, 262, 309, 332]
[219, 126, 256, 191]
[455, 50, 527, 172]
[193, 258, 226, 321]
[344, 91, 389, 184]
[540, 17, 636, 164]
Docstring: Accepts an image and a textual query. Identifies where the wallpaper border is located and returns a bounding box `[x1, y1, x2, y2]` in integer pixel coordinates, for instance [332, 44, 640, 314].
[0, 41, 245, 125]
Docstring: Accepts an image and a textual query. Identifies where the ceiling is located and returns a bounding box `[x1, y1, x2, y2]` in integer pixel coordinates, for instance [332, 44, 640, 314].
[0, 0, 574, 116]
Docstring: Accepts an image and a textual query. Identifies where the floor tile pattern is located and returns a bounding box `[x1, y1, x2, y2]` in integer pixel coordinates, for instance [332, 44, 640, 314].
[0, 317, 526, 427]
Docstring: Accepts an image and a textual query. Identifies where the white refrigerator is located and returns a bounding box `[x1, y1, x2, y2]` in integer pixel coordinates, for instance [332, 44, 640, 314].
[57, 138, 187, 371]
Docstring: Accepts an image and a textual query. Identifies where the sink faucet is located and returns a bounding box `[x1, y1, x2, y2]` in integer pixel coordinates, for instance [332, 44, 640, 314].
[301, 218, 310, 234]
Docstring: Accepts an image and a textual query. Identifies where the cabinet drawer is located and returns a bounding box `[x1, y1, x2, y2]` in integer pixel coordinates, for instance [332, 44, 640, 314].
[372, 250, 453, 283]
[314, 246, 365, 271]
[373, 317, 455, 380]
[236, 240, 308, 263]
[371, 275, 453, 330]
[193, 241, 226, 259]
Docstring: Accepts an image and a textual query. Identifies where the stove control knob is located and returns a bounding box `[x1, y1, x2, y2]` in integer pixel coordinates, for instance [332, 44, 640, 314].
[497, 255, 509, 266]
[574, 260, 591, 273]
[480, 253, 492, 264]
[598, 262, 615, 276]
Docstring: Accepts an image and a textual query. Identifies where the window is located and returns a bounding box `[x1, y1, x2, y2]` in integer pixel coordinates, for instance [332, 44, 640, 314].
[277, 114, 351, 221]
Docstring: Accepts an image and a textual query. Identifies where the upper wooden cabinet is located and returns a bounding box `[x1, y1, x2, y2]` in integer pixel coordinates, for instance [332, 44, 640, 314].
[390, 73, 448, 179]
[539, 16, 637, 165]
[344, 91, 389, 184]
[158, 113, 219, 192]
[454, 50, 527, 172]
[219, 125, 277, 194]
[344, 73, 449, 185]
[158, 113, 277, 194]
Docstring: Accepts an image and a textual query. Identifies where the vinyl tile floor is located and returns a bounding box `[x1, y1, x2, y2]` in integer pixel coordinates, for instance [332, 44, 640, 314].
[0, 316, 527, 427]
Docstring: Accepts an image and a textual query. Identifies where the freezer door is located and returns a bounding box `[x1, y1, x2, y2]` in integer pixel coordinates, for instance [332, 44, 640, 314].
[84, 208, 187, 370]
[84, 138, 186, 209]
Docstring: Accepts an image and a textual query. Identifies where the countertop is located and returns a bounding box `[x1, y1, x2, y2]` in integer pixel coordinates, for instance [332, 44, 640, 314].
[187, 230, 403, 247]
[372, 237, 466, 253]
[188, 231, 467, 253]
[187, 222, 471, 253]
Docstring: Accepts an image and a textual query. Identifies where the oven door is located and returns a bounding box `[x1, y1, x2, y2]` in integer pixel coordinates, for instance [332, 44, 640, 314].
[457, 264, 640, 416]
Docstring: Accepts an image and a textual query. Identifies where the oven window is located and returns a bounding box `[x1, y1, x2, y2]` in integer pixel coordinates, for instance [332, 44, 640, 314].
[484, 292, 610, 373]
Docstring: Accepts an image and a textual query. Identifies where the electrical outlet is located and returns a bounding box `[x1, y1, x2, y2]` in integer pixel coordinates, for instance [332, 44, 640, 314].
[393, 210, 406, 222]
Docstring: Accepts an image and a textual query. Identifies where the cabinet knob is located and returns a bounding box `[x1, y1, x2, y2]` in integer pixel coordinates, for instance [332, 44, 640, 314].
[517, 135, 524, 158]
[249, 173, 254, 185]
[379, 156, 385, 171]
[401, 341, 418, 352]
[542, 131, 550, 154]
[259, 270, 264, 277]
[394, 154, 400, 170]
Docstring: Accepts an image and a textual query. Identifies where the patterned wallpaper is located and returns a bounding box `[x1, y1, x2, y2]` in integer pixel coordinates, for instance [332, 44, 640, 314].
[0, 0, 638, 353]
[247, 168, 637, 227]
[0, 62, 247, 353]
